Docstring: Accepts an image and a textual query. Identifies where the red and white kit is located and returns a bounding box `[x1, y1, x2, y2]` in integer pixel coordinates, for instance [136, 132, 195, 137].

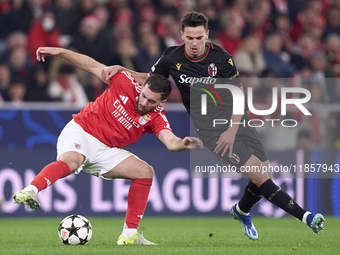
[57, 71, 172, 178]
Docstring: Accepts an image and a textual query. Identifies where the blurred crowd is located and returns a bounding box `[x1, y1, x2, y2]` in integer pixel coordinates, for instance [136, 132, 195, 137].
[1, 0, 340, 150]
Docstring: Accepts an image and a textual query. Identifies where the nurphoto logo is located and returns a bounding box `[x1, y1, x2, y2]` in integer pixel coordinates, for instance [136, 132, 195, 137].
[199, 82, 311, 128]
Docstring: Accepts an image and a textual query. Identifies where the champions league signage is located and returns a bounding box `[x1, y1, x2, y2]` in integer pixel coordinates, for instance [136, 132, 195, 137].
[0, 106, 339, 217]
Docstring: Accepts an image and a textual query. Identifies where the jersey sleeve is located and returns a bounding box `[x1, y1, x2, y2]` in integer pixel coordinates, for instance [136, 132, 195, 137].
[221, 56, 243, 88]
[149, 50, 170, 78]
[108, 72, 122, 88]
[144, 111, 173, 137]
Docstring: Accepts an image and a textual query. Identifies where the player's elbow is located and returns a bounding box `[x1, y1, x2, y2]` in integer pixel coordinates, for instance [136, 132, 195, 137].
[167, 146, 178, 152]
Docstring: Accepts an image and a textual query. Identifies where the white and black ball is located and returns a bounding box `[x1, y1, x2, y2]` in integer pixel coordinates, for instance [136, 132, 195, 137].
[58, 214, 93, 245]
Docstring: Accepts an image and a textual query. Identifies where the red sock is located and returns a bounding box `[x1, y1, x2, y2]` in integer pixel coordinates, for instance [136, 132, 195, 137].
[125, 178, 152, 229]
[31, 161, 70, 192]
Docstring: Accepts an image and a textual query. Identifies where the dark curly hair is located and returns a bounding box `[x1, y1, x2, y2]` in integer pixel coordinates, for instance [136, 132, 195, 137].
[144, 74, 172, 101]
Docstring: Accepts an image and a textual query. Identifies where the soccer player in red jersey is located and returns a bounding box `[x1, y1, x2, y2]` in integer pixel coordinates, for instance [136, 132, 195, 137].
[13, 47, 203, 245]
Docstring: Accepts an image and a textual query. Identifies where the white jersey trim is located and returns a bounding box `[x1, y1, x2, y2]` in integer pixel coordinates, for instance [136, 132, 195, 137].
[121, 71, 142, 93]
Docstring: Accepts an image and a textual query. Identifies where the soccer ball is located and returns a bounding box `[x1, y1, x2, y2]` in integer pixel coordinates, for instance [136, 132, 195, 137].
[58, 214, 93, 245]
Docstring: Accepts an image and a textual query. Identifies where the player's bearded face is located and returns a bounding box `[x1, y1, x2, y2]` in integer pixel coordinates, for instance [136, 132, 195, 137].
[181, 25, 209, 58]
[136, 84, 165, 115]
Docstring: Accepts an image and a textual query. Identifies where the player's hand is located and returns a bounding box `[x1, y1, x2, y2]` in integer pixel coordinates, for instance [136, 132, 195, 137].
[214, 129, 236, 157]
[182, 137, 203, 150]
[101, 66, 121, 83]
[36, 47, 62, 62]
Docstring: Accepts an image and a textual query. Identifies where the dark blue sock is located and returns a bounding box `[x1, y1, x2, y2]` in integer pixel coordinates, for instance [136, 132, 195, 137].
[258, 179, 306, 221]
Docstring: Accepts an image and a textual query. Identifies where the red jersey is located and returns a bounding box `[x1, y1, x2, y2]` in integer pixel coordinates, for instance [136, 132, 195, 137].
[73, 71, 172, 147]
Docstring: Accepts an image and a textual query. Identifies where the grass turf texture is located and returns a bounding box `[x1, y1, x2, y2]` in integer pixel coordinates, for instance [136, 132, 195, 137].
[0, 217, 338, 255]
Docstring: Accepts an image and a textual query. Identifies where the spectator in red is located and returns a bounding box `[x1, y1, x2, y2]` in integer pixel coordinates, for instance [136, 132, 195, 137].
[242, 0, 272, 43]
[290, 4, 325, 43]
[217, 21, 243, 56]
[162, 15, 183, 47]
[112, 8, 134, 40]
[132, 0, 157, 24]
[154, 12, 176, 42]
[27, 10, 61, 63]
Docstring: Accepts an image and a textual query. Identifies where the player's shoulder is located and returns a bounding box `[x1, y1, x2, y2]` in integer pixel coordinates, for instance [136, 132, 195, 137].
[163, 45, 185, 58]
[154, 105, 166, 115]
[115, 71, 138, 84]
[110, 71, 127, 83]
[111, 71, 142, 92]
[114, 71, 132, 79]
[208, 42, 232, 58]
[148, 105, 167, 120]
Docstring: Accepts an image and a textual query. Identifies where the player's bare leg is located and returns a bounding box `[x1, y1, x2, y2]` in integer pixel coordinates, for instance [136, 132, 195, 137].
[103, 155, 156, 245]
[13, 151, 83, 210]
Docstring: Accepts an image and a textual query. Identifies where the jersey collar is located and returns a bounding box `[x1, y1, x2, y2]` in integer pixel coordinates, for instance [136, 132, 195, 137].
[185, 43, 210, 62]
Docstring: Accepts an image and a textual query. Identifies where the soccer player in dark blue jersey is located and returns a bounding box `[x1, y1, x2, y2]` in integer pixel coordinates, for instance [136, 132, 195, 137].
[103, 11, 325, 239]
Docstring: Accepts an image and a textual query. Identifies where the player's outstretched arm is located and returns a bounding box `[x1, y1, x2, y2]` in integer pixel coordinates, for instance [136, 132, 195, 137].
[102, 65, 149, 85]
[36, 47, 108, 83]
[158, 129, 203, 152]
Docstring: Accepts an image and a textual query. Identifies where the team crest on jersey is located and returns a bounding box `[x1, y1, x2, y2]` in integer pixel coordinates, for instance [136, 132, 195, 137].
[139, 115, 151, 125]
[74, 143, 81, 149]
[229, 153, 240, 164]
[175, 63, 182, 70]
[208, 63, 217, 77]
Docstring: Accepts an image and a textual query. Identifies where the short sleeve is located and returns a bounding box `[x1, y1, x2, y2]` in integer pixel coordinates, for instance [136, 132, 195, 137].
[108, 72, 121, 88]
[150, 51, 170, 78]
[221, 56, 242, 88]
[144, 111, 172, 137]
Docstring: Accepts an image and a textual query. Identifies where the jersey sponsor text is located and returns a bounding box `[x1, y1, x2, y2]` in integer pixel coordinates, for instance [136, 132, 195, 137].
[179, 74, 217, 86]
[113, 99, 140, 130]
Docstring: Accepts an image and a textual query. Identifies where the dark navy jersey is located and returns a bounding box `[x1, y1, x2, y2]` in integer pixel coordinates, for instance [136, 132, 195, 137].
[150, 42, 268, 165]
[150, 42, 243, 129]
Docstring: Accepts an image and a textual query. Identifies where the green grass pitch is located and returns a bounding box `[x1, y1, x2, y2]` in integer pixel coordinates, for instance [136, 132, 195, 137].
[0, 216, 338, 255]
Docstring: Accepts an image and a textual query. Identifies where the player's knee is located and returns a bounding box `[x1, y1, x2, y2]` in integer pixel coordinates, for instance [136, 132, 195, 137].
[139, 163, 154, 179]
[58, 151, 84, 173]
